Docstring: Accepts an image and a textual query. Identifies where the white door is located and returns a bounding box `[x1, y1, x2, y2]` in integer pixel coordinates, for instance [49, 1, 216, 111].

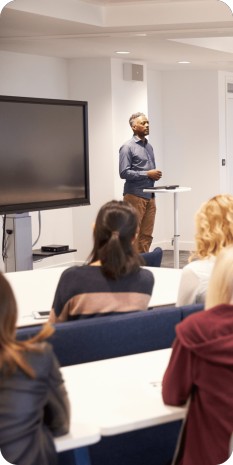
[226, 84, 233, 194]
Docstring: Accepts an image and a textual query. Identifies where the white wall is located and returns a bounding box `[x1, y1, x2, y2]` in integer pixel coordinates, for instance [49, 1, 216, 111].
[110, 59, 148, 200]
[110, 61, 169, 250]
[0, 51, 230, 271]
[0, 53, 152, 271]
[67, 58, 151, 261]
[67, 58, 115, 262]
[155, 69, 220, 251]
[147, 69, 166, 246]
[218, 70, 233, 195]
[0, 51, 75, 271]
[0, 51, 68, 98]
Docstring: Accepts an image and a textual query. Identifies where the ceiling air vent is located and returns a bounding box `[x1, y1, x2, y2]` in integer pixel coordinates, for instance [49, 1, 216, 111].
[227, 83, 233, 93]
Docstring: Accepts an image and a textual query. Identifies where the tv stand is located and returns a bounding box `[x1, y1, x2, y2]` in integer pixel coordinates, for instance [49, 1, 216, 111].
[4, 213, 33, 272]
[32, 248, 77, 262]
[4, 213, 77, 272]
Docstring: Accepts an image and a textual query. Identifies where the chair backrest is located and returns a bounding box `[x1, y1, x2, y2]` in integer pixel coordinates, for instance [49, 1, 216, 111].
[16, 303, 204, 368]
[179, 303, 204, 320]
[141, 247, 163, 267]
[17, 305, 181, 366]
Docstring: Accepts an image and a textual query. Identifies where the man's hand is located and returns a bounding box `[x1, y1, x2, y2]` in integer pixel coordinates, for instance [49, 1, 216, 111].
[147, 169, 162, 181]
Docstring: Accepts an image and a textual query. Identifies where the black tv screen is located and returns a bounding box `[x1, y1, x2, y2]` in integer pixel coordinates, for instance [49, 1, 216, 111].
[0, 95, 90, 214]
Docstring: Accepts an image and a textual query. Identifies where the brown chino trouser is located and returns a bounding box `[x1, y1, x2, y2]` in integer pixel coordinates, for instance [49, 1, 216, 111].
[124, 193, 156, 253]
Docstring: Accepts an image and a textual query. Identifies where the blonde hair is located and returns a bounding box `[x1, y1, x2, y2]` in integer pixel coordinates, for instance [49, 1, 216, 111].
[205, 245, 233, 309]
[190, 194, 233, 261]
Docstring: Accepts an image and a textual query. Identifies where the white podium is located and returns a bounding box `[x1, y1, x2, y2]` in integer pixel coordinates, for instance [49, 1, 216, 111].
[144, 187, 191, 268]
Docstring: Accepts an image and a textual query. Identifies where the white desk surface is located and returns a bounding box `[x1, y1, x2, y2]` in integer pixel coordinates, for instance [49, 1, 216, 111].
[4, 265, 182, 328]
[54, 421, 100, 453]
[6, 266, 69, 327]
[147, 266, 182, 308]
[61, 348, 186, 436]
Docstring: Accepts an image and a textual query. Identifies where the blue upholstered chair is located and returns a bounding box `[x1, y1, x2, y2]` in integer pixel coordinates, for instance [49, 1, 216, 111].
[16, 305, 181, 366]
[140, 246, 163, 267]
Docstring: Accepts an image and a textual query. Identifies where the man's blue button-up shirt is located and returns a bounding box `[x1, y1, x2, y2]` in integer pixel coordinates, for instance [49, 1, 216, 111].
[119, 135, 156, 199]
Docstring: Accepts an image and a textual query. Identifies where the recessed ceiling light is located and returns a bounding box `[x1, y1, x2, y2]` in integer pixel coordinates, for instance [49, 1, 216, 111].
[115, 51, 130, 55]
[0, 0, 14, 13]
[178, 61, 191, 64]
[219, 0, 233, 14]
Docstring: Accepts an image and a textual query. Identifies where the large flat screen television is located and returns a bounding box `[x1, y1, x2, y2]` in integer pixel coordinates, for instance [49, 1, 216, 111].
[0, 95, 90, 214]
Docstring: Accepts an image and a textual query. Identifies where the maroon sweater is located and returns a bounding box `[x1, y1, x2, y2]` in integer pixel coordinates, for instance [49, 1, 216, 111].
[162, 304, 233, 465]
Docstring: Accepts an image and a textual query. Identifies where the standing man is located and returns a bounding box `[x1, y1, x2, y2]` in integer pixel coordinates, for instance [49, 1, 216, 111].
[119, 112, 162, 253]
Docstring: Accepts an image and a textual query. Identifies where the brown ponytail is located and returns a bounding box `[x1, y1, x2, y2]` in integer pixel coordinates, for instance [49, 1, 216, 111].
[87, 200, 144, 278]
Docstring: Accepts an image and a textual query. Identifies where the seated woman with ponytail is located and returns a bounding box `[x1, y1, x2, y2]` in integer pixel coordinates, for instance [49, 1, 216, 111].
[49, 200, 154, 323]
[0, 273, 70, 465]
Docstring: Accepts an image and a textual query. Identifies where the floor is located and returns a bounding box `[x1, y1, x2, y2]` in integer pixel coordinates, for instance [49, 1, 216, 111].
[161, 249, 190, 269]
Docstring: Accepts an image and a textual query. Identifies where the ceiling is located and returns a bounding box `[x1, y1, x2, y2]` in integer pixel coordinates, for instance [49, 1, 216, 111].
[1, 0, 233, 70]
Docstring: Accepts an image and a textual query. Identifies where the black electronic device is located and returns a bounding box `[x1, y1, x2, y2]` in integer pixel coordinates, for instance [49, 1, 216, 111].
[41, 244, 69, 253]
[0, 95, 90, 214]
[33, 310, 50, 319]
[152, 185, 179, 190]
[165, 185, 179, 190]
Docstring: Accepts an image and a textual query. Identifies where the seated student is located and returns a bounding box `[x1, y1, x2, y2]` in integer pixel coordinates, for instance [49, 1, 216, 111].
[0, 272, 70, 465]
[162, 245, 233, 465]
[49, 200, 154, 323]
[176, 194, 233, 306]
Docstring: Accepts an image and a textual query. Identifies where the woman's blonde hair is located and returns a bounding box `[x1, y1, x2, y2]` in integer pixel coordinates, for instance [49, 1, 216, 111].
[190, 194, 233, 261]
[0, 272, 54, 378]
[205, 245, 233, 309]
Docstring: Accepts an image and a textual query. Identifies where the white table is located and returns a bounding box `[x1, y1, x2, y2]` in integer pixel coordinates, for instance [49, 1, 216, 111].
[6, 266, 69, 327]
[144, 187, 191, 268]
[54, 422, 100, 453]
[147, 266, 182, 308]
[61, 348, 186, 436]
[5, 265, 182, 327]
[54, 422, 100, 465]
